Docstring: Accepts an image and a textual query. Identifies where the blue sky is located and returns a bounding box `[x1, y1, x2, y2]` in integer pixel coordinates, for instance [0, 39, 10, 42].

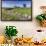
[3, 0, 32, 1]
[2, 1, 32, 8]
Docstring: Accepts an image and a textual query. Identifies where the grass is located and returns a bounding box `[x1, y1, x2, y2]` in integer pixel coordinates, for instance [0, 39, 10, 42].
[13, 8, 31, 15]
[2, 7, 32, 21]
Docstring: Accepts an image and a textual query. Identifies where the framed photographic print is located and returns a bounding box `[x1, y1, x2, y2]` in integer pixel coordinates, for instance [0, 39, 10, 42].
[1, 0, 32, 21]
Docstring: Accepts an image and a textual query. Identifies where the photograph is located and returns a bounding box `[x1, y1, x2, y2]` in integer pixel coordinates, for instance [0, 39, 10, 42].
[1, 0, 32, 21]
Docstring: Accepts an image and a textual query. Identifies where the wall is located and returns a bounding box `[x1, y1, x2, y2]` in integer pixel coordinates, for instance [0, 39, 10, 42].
[0, 0, 46, 41]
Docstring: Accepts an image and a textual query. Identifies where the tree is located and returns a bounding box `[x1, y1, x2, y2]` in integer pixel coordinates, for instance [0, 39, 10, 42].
[23, 4, 26, 7]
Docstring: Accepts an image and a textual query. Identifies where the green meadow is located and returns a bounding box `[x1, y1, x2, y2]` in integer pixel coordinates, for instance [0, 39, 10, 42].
[2, 7, 31, 21]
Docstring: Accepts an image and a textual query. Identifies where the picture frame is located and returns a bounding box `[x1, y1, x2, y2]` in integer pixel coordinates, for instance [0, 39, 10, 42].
[1, 0, 32, 21]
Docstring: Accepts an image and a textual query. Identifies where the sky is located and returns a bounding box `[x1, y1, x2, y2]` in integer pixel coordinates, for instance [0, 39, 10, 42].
[2, 1, 32, 8]
[2, 0, 32, 1]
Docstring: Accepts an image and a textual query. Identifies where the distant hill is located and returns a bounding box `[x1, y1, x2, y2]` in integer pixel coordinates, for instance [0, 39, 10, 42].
[2, 7, 14, 10]
[2, 6, 31, 10]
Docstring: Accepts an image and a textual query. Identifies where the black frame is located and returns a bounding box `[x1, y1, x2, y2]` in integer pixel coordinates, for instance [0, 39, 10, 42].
[1, 0, 32, 21]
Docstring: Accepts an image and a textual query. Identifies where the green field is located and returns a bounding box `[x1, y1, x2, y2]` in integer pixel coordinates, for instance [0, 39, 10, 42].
[2, 7, 32, 21]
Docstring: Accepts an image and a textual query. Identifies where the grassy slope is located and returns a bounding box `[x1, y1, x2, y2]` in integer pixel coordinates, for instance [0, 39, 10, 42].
[13, 8, 31, 15]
